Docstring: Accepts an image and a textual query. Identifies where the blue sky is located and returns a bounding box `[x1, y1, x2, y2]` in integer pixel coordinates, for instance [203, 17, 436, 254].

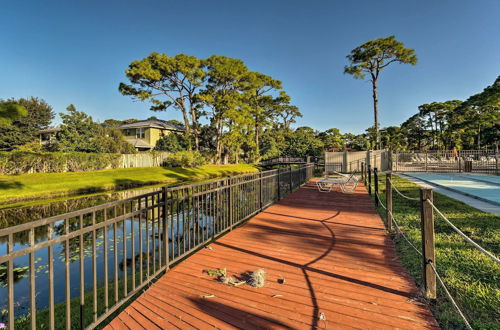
[1, 0, 499, 134]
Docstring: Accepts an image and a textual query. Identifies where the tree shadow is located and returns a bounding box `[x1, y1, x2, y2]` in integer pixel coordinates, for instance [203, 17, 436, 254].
[189, 296, 294, 329]
[0, 180, 23, 190]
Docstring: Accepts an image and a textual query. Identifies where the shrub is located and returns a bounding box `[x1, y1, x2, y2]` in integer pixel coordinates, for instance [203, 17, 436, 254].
[0, 151, 121, 174]
[15, 140, 43, 152]
[154, 133, 185, 152]
[163, 151, 206, 168]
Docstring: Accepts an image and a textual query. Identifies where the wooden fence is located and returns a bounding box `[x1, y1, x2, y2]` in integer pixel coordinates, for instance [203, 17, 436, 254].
[119, 152, 170, 168]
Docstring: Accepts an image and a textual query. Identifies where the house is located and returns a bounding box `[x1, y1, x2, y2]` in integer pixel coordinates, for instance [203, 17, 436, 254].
[118, 119, 185, 151]
[39, 126, 61, 145]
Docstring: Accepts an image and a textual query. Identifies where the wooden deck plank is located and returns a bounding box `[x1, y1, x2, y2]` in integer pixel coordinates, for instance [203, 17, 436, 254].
[105, 181, 439, 329]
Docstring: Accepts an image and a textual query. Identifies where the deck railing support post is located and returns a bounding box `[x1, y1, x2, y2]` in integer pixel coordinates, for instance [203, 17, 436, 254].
[361, 162, 365, 182]
[277, 168, 281, 200]
[367, 165, 372, 196]
[289, 166, 293, 193]
[496, 153, 499, 175]
[386, 173, 393, 232]
[374, 168, 379, 207]
[259, 172, 263, 210]
[228, 177, 233, 231]
[162, 187, 170, 269]
[420, 188, 436, 299]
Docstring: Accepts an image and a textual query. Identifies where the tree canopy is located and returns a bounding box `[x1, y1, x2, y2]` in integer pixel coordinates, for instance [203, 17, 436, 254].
[345, 36, 417, 149]
[56, 105, 135, 153]
[0, 97, 52, 150]
[120, 52, 302, 163]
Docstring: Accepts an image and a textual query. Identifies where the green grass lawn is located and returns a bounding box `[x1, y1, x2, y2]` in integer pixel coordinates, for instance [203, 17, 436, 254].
[370, 174, 499, 329]
[0, 164, 258, 205]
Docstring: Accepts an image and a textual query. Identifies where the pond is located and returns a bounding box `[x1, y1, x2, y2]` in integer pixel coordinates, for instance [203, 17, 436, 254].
[0, 184, 218, 325]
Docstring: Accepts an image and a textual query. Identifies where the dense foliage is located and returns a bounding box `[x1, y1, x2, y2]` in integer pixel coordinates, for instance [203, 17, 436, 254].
[164, 150, 206, 167]
[0, 101, 27, 126]
[0, 97, 52, 150]
[393, 76, 499, 151]
[154, 133, 186, 152]
[0, 151, 121, 174]
[52, 105, 136, 153]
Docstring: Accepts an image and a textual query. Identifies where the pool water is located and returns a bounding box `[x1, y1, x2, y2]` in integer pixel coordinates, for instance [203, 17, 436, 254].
[405, 173, 500, 206]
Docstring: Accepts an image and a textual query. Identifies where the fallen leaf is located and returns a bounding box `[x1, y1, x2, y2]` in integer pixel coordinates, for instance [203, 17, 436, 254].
[271, 294, 283, 298]
[200, 294, 216, 299]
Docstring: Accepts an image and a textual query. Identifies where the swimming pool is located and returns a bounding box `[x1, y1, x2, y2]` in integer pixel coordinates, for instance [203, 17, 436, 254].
[404, 173, 500, 206]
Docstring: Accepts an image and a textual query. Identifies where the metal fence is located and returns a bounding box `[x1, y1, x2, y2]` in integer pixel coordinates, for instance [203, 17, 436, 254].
[0, 164, 314, 329]
[393, 150, 499, 174]
[259, 156, 308, 166]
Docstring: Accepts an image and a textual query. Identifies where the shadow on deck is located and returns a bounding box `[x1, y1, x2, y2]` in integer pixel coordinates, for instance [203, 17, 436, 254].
[105, 181, 438, 329]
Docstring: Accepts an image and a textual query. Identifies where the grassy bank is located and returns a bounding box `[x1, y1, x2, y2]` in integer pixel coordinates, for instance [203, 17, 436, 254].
[370, 174, 499, 329]
[0, 164, 258, 205]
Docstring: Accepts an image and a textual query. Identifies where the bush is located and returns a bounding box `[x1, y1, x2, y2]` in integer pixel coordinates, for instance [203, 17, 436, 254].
[15, 140, 43, 152]
[163, 151, 206, 168]
[154, 133, 185, 152]
[0, 151, 121, 174]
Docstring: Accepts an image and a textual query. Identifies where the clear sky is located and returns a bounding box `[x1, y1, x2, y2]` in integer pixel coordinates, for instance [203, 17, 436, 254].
[1, 0, 499, 134]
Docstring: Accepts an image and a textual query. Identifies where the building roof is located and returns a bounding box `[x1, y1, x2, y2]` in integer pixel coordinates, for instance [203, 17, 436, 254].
[119, 119, 185, 131]
[39, 126, 62, 134]
[124, 138, 153, 149]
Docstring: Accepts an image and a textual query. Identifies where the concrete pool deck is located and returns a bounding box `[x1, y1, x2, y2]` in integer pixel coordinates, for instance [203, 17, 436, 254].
[399, 174, 500, 216]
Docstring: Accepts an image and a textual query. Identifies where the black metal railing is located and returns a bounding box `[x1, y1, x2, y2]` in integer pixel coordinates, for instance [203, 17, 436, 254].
[259, 156, 309, 166]
[0, 164, 314, 329]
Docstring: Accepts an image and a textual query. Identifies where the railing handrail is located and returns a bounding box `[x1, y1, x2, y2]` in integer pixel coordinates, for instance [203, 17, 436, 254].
[0, 167, 289, 237]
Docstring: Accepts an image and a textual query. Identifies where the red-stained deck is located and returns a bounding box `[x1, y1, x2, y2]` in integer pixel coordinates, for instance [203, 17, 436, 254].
[105, 181, 438, 329]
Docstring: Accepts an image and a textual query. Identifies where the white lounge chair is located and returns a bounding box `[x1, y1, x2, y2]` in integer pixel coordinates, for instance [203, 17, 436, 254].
[316, 172, 358, 193]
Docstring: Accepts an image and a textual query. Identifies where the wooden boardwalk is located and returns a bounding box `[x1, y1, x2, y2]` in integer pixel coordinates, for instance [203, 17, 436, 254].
[105, 181, 439, 329]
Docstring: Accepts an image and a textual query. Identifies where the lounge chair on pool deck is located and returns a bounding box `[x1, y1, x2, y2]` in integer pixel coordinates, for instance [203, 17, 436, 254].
[316, 171, 359, 193]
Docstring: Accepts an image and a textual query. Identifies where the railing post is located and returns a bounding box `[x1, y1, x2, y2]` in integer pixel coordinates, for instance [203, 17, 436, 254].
[496, 153, 499, 175]
[420, 188, 436, 299]
[228, 177, 233, 230]
[259, 172, 263, 210]
[367, 165, 372, 196]
[162, 186, 170, 269]
[386, 172, 393, 232]
[374, 168, 379, 206]
[289, 166, 293, 193]
[277, 168, 281, 200]
[361, 162, 365, 181]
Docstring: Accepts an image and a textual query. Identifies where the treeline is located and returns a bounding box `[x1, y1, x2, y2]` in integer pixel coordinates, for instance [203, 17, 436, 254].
[0, 99, 136, 153]
[377, 76, 499, 151]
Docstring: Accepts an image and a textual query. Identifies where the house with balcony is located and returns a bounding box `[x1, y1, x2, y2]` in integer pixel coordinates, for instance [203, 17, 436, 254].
[118, 119, 185, 151]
